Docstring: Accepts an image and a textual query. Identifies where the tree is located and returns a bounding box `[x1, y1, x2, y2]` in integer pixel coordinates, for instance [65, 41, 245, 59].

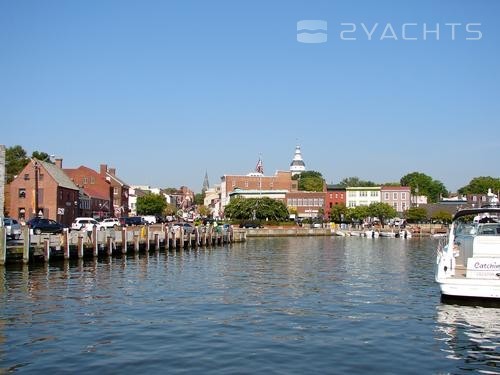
[329, 204, 348, 223]
[346, 205, 370, 223]
[224, 197, 289, 221]
[5, 145, 29, 183]
[31, 151, 53, 163]
[297, 171, 324, 192]
[431, 211, 452, 224]
[339, 177, 376, 187]
[194, 192, 204, 205]
[458, 177, 500, 195]
[197, 205, 211, 217]
[136, 193, 167, 216]
[400, 172, 448, 203]
[164, 203, 177, 216]
[404, 207, 428, 223]
[367, 202, 398, 226]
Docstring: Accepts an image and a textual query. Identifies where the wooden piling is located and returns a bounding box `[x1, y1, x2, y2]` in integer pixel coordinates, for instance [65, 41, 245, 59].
[134, 233, 140, 252]
[78, 234, 84, 258]
[93, 226, 98, 257]
[43, 239, 50, 261]
[107, 237, 113, 256]
[154, 234, 160, 251]
[63, 228, 70, 260]
[121, 228, 127, 254]
[145, 226, 150, 252]
[0, 227, 6, 266]
[23, 226, 30, 264]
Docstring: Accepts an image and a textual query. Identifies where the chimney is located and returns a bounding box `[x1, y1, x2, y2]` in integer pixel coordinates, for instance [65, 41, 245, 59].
[55, 158, 63, 168]
[109, 168, 116, 176]
[100, 164, 107, 177]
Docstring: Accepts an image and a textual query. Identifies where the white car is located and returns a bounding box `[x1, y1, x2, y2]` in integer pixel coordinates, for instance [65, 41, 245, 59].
[71, 217, 105, 231]
[100, 218, 121, 229]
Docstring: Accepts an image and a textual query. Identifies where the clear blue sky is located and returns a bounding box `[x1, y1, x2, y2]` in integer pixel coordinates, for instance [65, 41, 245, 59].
[1, 0, 499, 193]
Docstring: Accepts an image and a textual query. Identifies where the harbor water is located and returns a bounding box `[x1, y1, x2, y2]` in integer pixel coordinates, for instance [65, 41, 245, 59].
[1, 237, 499, 374]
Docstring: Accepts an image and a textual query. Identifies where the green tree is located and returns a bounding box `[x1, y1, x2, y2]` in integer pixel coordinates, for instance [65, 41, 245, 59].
[194, 192, 204, 205]
[5, 145, 29, 183]
[329, 204, 348, 223]
[31, 151, 53, 163]
[458, 176, 500, 195]
[164, 203, 177, 216]
[297, 171, 324, 192]
[136, 193, 167, 216]
[224, 197, 289, 221]
[367, 202, 398, 226]
[404, 207, 428, 223]
[431, 211, 453, 224]
[339, 177, 377, 187]
[197, 205, 211, 217]
[346, 205, 370, 223]
[400, 172, 448, 203]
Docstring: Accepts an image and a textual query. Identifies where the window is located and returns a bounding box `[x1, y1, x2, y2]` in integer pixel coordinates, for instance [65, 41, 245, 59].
[83, 177, 88, 184]
[18, 208, 26, 220]
[348, 201, 356, 207]
[393, 192, 398, 200]
[114, 187, 119, 195]
[24, 174, 30, 180]
[360, 191, 367, 197]
[384, 192, 389, 200]
[393, 202, 398, 210]
[348, 191, 356, 197]
[245, 181, 249, 188]
[298, 199, 303, 206]
[402, 202, 406, 210]
[18, 188, 26, 198]
[401, 193, 406, 200]
[473, 196, 477, 202]
[319, 198, 324, 206]
[371, 191, 378, 197]
[287, 199, 292, 205]
[335, 193, 338, 199]
[91, 177, 95, 184]
[313, 198, 318, 207]
[292, 198, 297, 206]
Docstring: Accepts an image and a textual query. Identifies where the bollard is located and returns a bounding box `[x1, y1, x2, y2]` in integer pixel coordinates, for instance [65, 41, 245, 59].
[23, 226, 30, 264]
[121, 228, 127, 254]
[44, 239, 50, 262]
[78, 235, 84, 258]
[63, 228, 70, 260]
[145, 226, 150, 252]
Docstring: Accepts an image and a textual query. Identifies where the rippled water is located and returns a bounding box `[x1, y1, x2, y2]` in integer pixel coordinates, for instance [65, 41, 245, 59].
[1, 237, 499, 374]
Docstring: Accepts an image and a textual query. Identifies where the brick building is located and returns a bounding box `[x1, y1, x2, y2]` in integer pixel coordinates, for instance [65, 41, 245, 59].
[220, 170, 295, 211]
[325, 185, 346, 217]
[285, 191, 326, 219]
[9, 159, 80, 226]
[64, 162, 113, 219]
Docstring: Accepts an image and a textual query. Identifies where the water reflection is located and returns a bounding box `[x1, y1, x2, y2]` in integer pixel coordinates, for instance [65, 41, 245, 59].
[436, 302, 500, 372]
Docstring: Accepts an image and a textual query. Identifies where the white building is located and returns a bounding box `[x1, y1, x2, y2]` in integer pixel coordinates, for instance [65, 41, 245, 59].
[346, 186, 381, 207]
[290, 145, 306, 176]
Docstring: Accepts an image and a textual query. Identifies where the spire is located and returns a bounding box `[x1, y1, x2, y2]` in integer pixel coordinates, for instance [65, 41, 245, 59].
[290, 145, 306, 176]
[255, 156, 264, 175]
[202, 171, 210, 193]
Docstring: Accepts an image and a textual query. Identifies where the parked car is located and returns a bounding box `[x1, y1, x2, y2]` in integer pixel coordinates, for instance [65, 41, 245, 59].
[172, 222, 195, 234]
[27, 218, 64, 235]
[2, 217, 22, 240]
[239, 221, 262, 229]
[71, 217, 105, 231]
[141, 215, 157, 224]
[119, 216, 146, 227]
[100, 218, 121, 229]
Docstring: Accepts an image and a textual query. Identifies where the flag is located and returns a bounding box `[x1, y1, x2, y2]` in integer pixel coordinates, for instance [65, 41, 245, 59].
[255, 157, 264, 174]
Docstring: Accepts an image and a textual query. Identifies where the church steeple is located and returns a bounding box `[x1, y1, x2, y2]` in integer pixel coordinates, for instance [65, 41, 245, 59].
[290, 145, 306, 176]
[202, 171, 210, 193]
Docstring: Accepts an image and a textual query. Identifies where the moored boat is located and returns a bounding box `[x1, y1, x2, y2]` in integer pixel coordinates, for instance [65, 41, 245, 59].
[435, 190, 500, 300]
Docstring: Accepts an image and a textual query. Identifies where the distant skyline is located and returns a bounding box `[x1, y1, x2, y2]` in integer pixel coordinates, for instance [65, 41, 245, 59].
[1, 1, 499, 193]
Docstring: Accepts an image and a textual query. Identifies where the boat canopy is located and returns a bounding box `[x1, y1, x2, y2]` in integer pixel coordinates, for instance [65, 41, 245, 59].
[453, 207, 500, 221]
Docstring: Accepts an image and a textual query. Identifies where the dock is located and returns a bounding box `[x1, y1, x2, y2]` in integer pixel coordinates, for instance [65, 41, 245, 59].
[0, 224, 246, 265]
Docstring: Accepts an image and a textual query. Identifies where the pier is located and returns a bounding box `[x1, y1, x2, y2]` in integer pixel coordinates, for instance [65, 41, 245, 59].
[0, 224, 246, 265]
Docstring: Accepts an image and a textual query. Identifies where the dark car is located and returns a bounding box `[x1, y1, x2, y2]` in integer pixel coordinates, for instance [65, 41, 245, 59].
[119, 216, 147, 226]
[28, 218, 64, 235]
[239, 221, 262, 229]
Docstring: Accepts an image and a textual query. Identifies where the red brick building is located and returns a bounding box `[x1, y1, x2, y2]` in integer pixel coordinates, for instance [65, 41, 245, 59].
[9, 159, 80, 226]
[220, 170, 296, 211]
[325, 185, 346, 217]
[64, 163, 113, 219]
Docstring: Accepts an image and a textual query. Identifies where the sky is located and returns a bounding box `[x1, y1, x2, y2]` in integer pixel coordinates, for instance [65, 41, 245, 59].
[1, 0, 499, 193]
